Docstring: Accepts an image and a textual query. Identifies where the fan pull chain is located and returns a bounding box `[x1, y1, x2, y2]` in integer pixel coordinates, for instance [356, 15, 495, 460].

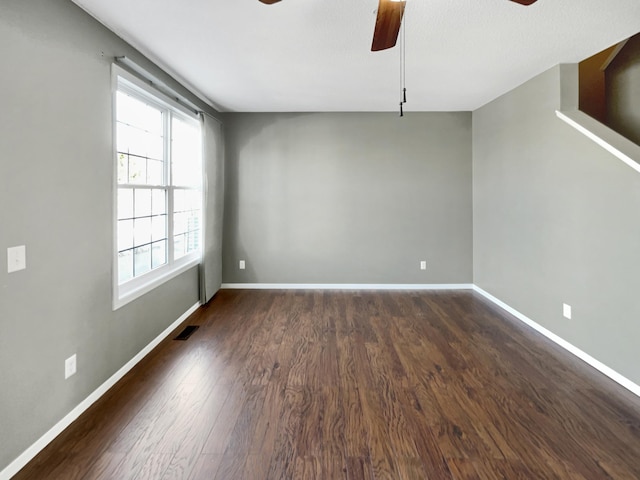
[402, 8, 406, 103]
[399, 20, 403, 116]
[399, 8, 407, 116]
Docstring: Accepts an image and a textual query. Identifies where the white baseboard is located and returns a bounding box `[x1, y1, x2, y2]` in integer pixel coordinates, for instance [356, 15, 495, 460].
[221, 283, 474, 290]
[0, 302, 200, 480]
[473, 285, 640, 399]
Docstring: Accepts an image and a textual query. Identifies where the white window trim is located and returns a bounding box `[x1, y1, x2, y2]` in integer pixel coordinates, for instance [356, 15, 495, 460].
[112, 64, 202, 310]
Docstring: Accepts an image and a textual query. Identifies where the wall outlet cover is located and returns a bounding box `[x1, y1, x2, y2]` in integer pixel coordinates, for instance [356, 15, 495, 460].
[420, 261, 427, 270]
[563, 303, 572, 320]
[239, 260, 246, 270]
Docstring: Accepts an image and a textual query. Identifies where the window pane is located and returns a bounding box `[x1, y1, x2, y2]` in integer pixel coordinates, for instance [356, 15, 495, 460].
[173, 189, 201, 214]
[127, 154, 147, 184]
[134, 245, 151, 276]
[171, 117, 201, 187]
[145, 132, 164, 161]
[187, 210, 200, 234]
[187, 189, 202, 211]
[186, 229, 200, 254]
[174, 233, 186, 259]
[152, 189, 166, 215]
[174, 189, 185, 213]
[118, 250, 134, 283]
[134, 189, 152, 218]
[134, 217, 152, 247]
[117, 123, 164, 170]
[116, 92, 164, 160]
[116, 91, 163, 135]
[147, 159, 163, 185]
[174, 212, 187, 235]
[117, 219, 134, 251]
[115, 123, 135, 157]
[151, 215, 167, 242]
[151, 240, 167, 268]
[117, 153, 128, 184]
[117, 188, 134, 220]
[187, 210, 200, 254]
[172, 187, 201, 258]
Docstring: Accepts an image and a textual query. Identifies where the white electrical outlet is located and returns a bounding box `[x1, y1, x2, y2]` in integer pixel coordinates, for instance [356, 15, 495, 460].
[420, 260, 427, 270]
[563, 303, 572, 320]
[7, 245, 26, 273]
[239, 260, 246, 270]
[65, 354, 77, 379]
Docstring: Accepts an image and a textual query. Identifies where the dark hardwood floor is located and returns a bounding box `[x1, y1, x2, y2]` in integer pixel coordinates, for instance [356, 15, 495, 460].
[14, 290, 640, 479]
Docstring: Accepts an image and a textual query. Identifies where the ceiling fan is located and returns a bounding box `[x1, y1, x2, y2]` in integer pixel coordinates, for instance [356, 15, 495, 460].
[258, 0, 538, 51]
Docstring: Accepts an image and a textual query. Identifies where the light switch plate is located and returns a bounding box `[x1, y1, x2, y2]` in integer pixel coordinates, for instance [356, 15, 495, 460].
[7, 245, 26, 273]
[65, 354, 77, 379]
[239, 260, 246, 270]
[563, 303, 572, 319]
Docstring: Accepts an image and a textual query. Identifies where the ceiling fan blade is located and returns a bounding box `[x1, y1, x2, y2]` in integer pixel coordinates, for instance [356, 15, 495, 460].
[259, 0, 281, 4]
[371, 0, 406, 52]
[509, 0, 537, 5]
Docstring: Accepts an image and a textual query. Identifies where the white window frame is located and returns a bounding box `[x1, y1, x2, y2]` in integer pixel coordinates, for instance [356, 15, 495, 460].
[112, 64, 202, 310]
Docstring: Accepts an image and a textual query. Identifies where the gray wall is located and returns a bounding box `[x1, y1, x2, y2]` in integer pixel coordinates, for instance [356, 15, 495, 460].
[222, 112, 473, 284]
[607, 34, 640, 146]
[0, 0, 211, 471]
[473, 65, 640, 385]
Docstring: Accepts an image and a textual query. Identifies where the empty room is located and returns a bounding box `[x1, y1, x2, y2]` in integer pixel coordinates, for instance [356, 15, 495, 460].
[2, 0, 640, 478]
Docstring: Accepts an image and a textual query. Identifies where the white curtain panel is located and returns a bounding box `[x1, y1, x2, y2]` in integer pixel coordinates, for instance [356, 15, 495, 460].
[200, 113, 225, 303]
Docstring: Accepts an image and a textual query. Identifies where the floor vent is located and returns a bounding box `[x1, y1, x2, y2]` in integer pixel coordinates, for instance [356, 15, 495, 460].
[174, 325, 199, 341]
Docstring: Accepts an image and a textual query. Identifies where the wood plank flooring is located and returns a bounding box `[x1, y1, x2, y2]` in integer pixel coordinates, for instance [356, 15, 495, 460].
[14, 290, 640, 479]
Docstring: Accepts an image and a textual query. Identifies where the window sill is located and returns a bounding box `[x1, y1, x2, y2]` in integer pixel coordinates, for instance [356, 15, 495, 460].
[113, 255, 200, 310]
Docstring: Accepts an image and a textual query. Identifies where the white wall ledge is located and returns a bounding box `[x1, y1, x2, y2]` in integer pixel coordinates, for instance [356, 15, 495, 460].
[556, 109, 640, 174]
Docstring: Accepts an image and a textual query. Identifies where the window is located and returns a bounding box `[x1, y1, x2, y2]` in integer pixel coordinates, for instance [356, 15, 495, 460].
[113, 68, 202, 309]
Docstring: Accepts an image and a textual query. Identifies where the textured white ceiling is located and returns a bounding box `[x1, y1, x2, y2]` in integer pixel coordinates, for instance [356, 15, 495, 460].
[72, 0, 640, 112]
